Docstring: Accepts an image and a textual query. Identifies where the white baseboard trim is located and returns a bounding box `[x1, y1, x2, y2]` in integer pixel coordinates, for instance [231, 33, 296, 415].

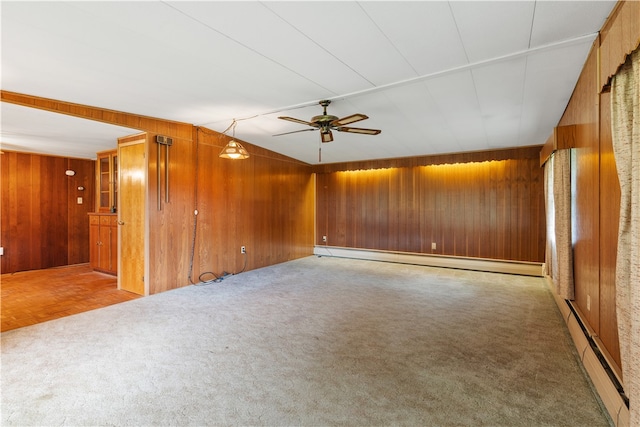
[313, 246, 544, 277]
[546, 277, 629, 427]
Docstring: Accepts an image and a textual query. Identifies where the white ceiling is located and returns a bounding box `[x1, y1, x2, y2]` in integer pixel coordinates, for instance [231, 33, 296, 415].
[1, 1, 616, 164]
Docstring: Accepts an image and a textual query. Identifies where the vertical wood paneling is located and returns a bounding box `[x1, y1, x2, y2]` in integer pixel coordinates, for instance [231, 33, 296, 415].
[562, 44, 601, 334]
[0, 151, 94, 274]
[495, 160, 507, 259]
[28, 154, 41, 268]
[40, 156, 68, 267]
[454, 165, 467, 257]
[145, 132, 196, 295]
[315, 147, 545, 263]
[191, 127, 314, 290]
[67, 158, 95, 264]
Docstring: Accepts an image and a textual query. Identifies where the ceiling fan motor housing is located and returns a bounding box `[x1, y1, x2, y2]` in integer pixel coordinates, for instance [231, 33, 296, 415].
[311, 114, 339, 125]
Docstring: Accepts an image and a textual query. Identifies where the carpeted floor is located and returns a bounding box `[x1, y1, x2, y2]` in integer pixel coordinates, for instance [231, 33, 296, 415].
[1, 256, 610, 426]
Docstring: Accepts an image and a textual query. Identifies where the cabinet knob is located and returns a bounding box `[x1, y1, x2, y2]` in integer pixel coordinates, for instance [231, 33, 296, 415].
[117, 220, 125, 225]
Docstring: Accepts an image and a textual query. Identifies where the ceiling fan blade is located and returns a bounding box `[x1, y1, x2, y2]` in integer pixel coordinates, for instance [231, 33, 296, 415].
[278, 116, 318, 127]
[336, 126, 381, 135]
[331, 113, 368, 126]
[273, 128, 316, 137]
[321, 130, 333, 143]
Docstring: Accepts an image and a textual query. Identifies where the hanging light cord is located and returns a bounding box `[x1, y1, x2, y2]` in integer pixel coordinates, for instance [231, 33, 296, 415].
[187, 127, 247, 286]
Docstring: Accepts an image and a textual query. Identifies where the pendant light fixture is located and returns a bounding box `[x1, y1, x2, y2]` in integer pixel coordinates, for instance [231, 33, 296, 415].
[219, 119, 250, 160]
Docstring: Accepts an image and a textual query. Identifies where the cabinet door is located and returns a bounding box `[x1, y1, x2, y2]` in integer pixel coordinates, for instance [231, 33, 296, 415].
[97, 150, 118, 213]
[98, 217, 111, 272]
[89, 215, 100, 270]
[109, 216, 118, 274]
[98, 155, 111, 212]
[112, 154, 118, 212]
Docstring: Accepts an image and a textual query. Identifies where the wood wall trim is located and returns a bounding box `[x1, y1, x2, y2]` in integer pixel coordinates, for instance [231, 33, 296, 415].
[540, 133, 556, 166]
[1, 90, 194, 140]
[117, 133, 148, 145]
[599, 0, 640, 91]
[540, 125, 577, 166]
[313, 145, 542, 174]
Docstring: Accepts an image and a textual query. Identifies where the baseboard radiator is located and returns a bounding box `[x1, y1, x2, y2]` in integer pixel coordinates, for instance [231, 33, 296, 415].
[313, 246, 544, 277]
[545, 277, 630, 427]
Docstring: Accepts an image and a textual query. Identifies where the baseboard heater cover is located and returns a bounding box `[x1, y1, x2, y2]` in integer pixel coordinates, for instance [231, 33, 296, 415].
[313, 246, 544, 277]
[546, 277, 630, 427]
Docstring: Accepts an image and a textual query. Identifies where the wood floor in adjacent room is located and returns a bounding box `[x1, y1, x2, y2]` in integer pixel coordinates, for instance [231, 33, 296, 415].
[1, 264, 139, 332]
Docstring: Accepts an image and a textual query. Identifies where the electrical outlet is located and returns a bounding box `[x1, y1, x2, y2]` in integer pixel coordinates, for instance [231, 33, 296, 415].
[0, 247, 4, 256]
[241, 246, 246, 254]
[322, 235, 327, 242]
[431, 242, 436, 250]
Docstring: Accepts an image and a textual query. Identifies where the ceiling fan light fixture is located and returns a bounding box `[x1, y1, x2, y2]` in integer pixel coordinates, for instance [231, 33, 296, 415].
[320, 129, 333, 143]
[219, 140, 250, 159]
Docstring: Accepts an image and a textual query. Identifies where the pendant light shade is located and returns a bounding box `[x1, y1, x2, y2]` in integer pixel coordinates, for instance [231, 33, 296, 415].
[219, 140, 250, 159]
[219, 119, 250, 160]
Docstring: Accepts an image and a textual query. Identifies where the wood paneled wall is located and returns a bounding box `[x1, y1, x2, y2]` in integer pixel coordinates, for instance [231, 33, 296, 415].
[559, 41, 602, 337]
[145, 130, 198, 295]
[121, 128, 315, 295]
[547, 1, 639, 373]
[316, 146, 545, 263]
[187, 128, 315, 293]
[1, 92, 315, 294]
[0, 151, 95, 273]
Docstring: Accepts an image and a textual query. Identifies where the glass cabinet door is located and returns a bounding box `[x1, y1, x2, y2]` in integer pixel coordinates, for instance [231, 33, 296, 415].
[112, 154, 118, 212]
[97, 150, 118, 212]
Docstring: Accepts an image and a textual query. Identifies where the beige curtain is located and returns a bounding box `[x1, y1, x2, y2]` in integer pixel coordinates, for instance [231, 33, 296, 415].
[611, 47, 640, 425]
[552, 149, 574, 300]
[544, 151, 574, 300]
[544, 156, 555, 279]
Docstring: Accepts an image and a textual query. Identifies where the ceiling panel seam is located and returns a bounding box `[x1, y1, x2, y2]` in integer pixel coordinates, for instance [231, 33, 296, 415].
[200, 32, 599, 129]
[260, 2, 376, 89]
[162, 1, 336, 97]
[356, 2, 421, 77]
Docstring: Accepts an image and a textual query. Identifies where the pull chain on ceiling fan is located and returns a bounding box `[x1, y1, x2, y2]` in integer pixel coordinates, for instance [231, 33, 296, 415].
[274, 100, 381, 143]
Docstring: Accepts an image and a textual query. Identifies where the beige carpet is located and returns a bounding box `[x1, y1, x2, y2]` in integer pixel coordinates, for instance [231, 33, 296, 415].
[1, 256, 610, 426]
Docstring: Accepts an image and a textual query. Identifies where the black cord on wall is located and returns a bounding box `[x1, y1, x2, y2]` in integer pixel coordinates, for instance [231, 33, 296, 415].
[187, 127, 247, 286]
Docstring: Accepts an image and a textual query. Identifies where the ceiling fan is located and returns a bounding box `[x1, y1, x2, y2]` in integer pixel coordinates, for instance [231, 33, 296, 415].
[274, 100, 381, 143]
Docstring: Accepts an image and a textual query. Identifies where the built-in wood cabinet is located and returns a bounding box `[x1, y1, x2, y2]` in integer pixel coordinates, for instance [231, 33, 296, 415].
[97, 149, 118, 213]
[89, 213, 117, 275]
